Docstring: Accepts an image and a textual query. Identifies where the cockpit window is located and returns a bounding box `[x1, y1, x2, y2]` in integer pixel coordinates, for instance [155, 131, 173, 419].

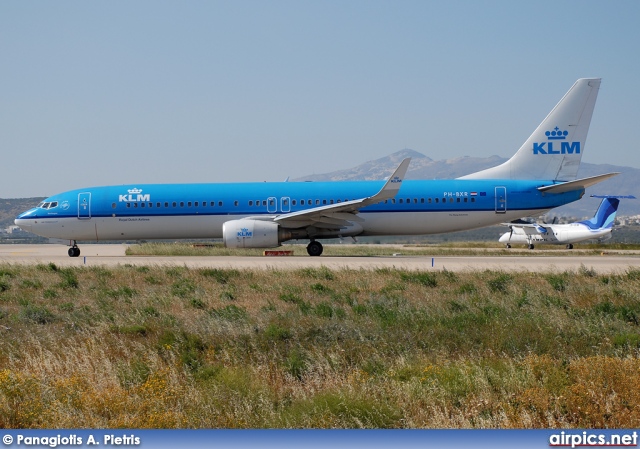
[50, 202, 58, 208]
[37, 202, 45, 208]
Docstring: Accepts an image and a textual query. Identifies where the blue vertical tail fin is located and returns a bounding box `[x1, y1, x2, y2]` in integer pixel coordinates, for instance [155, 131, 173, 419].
[579, 197, 620, 230]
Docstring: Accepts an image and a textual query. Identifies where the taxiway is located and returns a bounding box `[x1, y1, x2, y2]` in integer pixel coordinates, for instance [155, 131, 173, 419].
[1, 244, 639, 273]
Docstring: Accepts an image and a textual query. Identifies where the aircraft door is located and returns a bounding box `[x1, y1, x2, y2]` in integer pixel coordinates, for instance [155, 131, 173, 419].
[495, 187, 507, 214]
[267, 197, 277, 213]
[280, 197, 291, 213]
[78, 192, 91, 219]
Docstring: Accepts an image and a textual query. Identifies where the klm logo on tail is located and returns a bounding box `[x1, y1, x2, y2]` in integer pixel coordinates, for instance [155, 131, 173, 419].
[533, 127, 580, 155]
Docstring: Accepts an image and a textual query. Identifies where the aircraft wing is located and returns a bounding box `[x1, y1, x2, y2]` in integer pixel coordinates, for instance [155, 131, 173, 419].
[503, 222, 549, 235]
[538, 172, 619, 194]
[274, 158, 411, 229]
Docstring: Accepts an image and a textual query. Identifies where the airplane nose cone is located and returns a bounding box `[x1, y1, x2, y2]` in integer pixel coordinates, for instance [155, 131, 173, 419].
[14, 218, 32, 233]
[498, 233, 509, 243]
[14, 209, 38, 232]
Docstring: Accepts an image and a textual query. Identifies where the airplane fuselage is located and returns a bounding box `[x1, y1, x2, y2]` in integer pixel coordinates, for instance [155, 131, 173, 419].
[16, 178, 582, 242]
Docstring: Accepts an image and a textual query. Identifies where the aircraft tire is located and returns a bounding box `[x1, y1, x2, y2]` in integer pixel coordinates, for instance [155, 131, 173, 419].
[528, 244, 535, 250]
[567, 244, 573, 249]
[68, 247, 80, 258]
[506, 244, 511, 249]
[307, 241, 323, 257]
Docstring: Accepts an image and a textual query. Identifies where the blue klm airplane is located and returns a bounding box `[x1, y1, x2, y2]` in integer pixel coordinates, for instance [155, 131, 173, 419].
[15, 78, 617, 257]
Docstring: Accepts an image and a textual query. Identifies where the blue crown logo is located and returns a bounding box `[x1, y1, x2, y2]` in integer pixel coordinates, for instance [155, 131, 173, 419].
[128, 188, 143, 194]
[545, 127, 568, 140]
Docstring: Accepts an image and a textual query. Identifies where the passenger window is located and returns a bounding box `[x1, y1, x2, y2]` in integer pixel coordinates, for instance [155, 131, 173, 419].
[262, 200, 267, 206]
[323, 200, 327, 205]
[195, 202, 199, 207]
[316, 200, 320, 205]
[234, 201, 238, 206]
[471, 198, 475, 203]
[141, 203, 145, 208]
[112, 203, 116, 209]
[399, 199, 403, 204]
[157, 202, 161, 208]
[292, 200, 296, 206]
[435, 198, 439, 203]
[127, 203, 131, 208]
[180, 202, 184, 207]
[164, 202, 168, 207]
[188, 202, 192, 207]
[457, 198, 460, 203]
[464, 198, 468, 203]
[173, 202, 177, 207]
[134, 203, 138, 208]
[249, 201, 253, 206]
[420, 198, 425, 203]
[301, 200, 305, 205]
[219, 201, 223, 207]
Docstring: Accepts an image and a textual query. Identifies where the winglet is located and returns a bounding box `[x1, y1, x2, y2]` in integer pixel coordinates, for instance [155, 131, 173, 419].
[372, 158, 411, 203]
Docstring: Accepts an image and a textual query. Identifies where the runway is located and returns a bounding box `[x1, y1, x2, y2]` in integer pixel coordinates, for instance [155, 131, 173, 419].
[2, 244, 640, 273]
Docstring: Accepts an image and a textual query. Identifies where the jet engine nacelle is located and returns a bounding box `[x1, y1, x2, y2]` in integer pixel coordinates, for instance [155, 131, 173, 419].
[223, 219, 292, 248]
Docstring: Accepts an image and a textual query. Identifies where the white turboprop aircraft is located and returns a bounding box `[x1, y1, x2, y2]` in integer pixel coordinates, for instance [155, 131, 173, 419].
[499, 196, 632, 249]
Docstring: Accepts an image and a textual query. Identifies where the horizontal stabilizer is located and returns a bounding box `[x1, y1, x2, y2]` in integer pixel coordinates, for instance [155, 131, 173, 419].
[537, 172, 619, 194]
[590, 195, 636, 199]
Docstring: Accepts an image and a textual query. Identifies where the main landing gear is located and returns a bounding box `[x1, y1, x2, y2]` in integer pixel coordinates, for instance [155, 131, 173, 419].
[306, 240, 323, 257]
[566, 244, 574, 249]
[68, 242, 81, 258]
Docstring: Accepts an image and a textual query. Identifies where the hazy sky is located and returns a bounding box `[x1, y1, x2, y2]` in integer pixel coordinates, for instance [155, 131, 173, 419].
[3, 1, 640, 197]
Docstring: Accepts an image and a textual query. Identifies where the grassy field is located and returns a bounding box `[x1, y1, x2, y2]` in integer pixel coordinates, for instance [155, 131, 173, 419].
[2, 263, 640, 428]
